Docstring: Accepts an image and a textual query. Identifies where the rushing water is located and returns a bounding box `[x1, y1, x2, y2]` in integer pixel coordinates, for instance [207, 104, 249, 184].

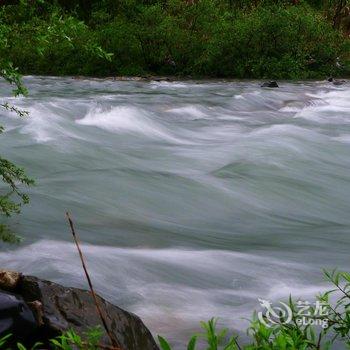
[0, 77, 350, 347]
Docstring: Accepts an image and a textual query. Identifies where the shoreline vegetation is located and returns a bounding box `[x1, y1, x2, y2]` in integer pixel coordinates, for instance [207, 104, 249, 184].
[37, 75, 350, 80]
[0, 0, 350, 80]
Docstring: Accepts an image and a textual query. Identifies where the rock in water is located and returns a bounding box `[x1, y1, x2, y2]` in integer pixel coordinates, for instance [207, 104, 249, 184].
[327, 77, 346, 85]
[261, 81, 279, 88]
[0, 271, 159, 350]
[333, 80, 346, 86]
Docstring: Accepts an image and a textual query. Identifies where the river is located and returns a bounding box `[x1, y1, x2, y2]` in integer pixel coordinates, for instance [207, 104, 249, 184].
[0, 77, 349, 347]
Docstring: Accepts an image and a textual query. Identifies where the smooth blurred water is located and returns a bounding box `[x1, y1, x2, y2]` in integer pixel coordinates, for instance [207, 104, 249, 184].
[0, 77, 350, 347]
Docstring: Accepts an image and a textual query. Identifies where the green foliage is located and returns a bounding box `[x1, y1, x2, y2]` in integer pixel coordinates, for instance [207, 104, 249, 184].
[0, 334, 42, 350]
[0, 224, 21, 243]
[0, 334, 11, 348]
[0, 0, 349, 78]
[0, 64, 34, 226]
[50, 327, 103, 349]
[158, 336, 173, 350]
[0, 2, 112, 76]
[0, 63, 27, 97]
[198, 3, 347, 78]
[158, 317, 239, 350]
[0, 156, 34, 217]
[322, 0, 350, 30]
[0, 327, 103, 350]
[89, 0, 350, 78]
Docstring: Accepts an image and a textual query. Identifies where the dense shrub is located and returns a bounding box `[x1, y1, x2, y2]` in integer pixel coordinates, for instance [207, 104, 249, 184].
[0, 3, 111, 75]
[0, 0, 349, 78]
[198, 4, 348, 78]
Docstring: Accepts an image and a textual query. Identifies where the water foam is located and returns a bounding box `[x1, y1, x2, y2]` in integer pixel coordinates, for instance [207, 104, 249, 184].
[0, 239, 327, 338]
[167, 106, 207, 119]
[1, 77, 350, 348]
[18, 102, 81, 143]
[76, 105, 180, 142]
[294, 89, 350, 123]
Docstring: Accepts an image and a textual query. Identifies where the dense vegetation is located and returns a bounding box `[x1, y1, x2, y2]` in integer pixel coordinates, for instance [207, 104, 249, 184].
[0, 0, 349, 79]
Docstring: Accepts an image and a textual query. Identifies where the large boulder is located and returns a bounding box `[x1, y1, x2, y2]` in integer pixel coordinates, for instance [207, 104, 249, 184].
[0, 270, 159, 350]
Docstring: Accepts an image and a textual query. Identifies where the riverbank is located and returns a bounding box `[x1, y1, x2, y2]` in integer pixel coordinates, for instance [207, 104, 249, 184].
[47, 75, 350, 84]
[1, 1, 349, 80]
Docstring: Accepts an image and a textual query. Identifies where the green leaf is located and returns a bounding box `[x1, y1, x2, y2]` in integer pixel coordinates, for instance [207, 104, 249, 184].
[158, 336, 172, 350]
[0, 333, 12, 347]
[31, 342, 43, 350]
[187, 335, 197, 350]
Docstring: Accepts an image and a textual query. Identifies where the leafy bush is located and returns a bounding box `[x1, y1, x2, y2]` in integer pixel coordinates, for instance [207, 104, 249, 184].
[0, 0, 112, 76]
[0, 0, 348, 78]
[197, 3, 347, 78]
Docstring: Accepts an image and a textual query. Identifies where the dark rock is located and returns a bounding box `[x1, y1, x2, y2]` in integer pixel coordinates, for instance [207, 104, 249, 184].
[261, 81, 279, 88]
[0, 271, 159, 350]
[0, 290, 37, 343]
[153, 77, 171, 82]
[327, 77, 346, 85]
[333, 80, 346, 86]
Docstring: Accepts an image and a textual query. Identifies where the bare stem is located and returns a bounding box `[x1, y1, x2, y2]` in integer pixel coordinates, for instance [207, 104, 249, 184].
[66, 212, 122, 350]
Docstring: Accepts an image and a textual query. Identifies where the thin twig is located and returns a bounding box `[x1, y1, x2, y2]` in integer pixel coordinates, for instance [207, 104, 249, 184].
[66, 212, 122, 350]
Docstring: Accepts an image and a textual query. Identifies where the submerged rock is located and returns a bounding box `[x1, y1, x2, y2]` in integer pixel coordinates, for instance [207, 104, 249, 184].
[333, 80, 346, 86]
[261, 81, 279, 88]
[327, 77, 346, 85]
[0, 270, 159, 350]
